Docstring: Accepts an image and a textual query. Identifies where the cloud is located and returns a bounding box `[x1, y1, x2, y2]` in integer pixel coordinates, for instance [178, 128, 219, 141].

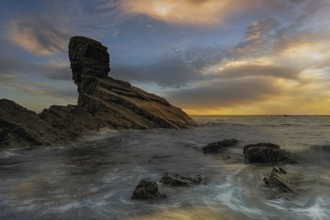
[42, 61, 72, 80]
[120, 0, 257, 26]
[112, 46, 225, 87]
[0, 73, 76, 99]
[8, 18, 69, 56]
[167, 77, 282, 109]
[215, 62, 300, 80]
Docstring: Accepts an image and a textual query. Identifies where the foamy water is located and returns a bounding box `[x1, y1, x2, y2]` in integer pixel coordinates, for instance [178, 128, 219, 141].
[0, 116, 330, 220]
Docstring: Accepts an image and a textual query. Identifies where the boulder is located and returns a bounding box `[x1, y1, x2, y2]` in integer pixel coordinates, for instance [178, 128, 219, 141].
[159, 173, 202, 187]
[131, 179, 166, 200]
[244, 143, 295, 163]
[202, 138, 238, 154]
[0, 99, 69, 148]
[263, 167, 296, 193]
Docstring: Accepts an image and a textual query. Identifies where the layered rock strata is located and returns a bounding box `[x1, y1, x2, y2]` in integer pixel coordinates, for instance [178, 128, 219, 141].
[41, 36, 196, 130]
[0, 36, 196, 148]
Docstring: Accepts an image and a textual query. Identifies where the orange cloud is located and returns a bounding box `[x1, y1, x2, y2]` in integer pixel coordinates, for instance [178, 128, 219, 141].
[175, 34, 330, 115]
[8, 20, 68, 56]
[120, 0, 257, 26]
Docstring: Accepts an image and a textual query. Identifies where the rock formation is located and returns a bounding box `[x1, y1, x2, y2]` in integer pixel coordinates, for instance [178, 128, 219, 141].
[0, 36, 196, 148]
[0, 99, 69, 148]
[202, 138, 238, 154]
[263, 167, 296, 193]
[41, 36, 196, 130]
[244, 143, 296, 163]
[131, 179, 166, 200]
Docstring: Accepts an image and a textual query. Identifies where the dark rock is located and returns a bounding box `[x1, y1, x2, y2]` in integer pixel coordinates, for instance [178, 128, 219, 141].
[69, 36, 110, 93]
[42, 36, 196, 131]
[131, 179, 166, 200]
[202, 138, 238, 154]
[244, 143, 294, 163]
[0, 99, 69, 148]
[263, 167, 296, 193]
[159, 173, 202, 187]
[1, 36, 196, 148]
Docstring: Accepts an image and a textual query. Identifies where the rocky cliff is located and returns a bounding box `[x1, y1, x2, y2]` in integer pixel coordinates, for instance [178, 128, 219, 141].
[0, 36, 196, 148]
[0, 99, 69, 147]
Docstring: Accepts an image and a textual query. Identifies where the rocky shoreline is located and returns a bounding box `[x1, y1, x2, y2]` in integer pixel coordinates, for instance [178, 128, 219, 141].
[0, 36, 196, 148]
[131, 139, 298, 200]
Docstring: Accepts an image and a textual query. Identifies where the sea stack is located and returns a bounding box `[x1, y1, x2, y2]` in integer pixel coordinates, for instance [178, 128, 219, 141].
[64, 36, 196, 129]
[1, 36, 196, 148]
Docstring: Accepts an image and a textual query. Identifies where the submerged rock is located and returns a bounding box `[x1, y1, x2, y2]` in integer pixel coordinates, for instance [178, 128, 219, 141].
[0, 99, 69, 148]
[159, 173, 202, 187]
[202, 138, 238, 154]
[263, 167, 296, 193]
[131, 179, 166, 200]
[244, 143, 295, 163]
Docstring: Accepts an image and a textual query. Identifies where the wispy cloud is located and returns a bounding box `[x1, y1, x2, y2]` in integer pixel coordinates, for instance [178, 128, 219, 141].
[8, 18, 69, 56]
[120, 0, 257, 26]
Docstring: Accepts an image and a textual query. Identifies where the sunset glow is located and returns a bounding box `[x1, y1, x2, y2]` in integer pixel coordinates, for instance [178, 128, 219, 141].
[0, 0, 330, 115]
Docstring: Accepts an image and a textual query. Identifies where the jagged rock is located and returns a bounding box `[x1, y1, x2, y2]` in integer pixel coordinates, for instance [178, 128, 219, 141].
[42, 36, 196, 130]
[1, 36, 196, 148]
[131, 179, 166, 200]
[69, 36, 110, 93]
[39, 105, 103, 137]
[244, 143, 295, 163]
[0, 99, 69, 148]
[263, 167, 296, 193]
[159, 173, 202, 187]
[202, 138, 238, 154]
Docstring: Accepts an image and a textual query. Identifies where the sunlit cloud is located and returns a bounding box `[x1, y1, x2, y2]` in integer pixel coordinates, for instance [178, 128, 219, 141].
[120, 0, 256, 26]
[8, 19, 69, 56]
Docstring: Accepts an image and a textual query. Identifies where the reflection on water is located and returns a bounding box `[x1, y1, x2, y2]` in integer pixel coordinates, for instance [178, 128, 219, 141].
[0, 116, 330, 219]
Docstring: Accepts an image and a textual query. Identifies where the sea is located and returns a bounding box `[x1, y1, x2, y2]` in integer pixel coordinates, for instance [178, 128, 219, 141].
[0, 115, 330, 220]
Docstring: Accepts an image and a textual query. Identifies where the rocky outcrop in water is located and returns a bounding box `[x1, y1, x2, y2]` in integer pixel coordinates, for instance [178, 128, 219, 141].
[131, 179, 166, 200]
[202, 139, 238, 154]
[244, 143, 296, 163]
[0, 99, 69, 148]
[0, 36, 196, 148]
[263, 167, 296, 193]
[41, 36, 196, 130]
[159, 173, 202, 187]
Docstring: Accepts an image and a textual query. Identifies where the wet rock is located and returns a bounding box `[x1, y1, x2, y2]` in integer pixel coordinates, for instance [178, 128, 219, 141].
[131, 179, 166, 200]
[159, 173, 202, 187]
[0, 99, 69, 148]
[263, 167, 296, 193]
[244, 143, 295, 163]
[202, 138, 238, 154]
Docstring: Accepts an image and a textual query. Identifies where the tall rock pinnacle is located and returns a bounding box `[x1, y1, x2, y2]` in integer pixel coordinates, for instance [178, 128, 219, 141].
[68, 36, 110, 93]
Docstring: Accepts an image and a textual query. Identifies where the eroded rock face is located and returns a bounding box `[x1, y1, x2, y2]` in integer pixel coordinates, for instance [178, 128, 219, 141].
[64, 36, 196, 129]
[244, 143, 295, 163]
[0, 99, 68, 148]
[1, 36, 196, 148]
[131, 179, 166, 200]
[69, 36, 110, 93]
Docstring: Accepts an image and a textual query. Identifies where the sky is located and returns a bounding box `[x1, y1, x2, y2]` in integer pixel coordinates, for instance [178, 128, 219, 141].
[1, 0, 330, 115]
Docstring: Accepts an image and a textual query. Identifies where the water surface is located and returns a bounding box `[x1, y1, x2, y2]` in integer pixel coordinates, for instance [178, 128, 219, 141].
[1, 116, 330, 219]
